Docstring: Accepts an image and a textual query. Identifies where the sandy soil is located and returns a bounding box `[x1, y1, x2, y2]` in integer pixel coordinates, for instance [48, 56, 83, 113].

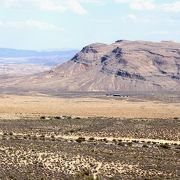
[0, 94, 179, 119]
[1, 131, 179, 145]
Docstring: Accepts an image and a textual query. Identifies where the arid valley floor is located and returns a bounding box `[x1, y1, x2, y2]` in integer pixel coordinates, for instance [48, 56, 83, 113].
[0, 94, 179, 179]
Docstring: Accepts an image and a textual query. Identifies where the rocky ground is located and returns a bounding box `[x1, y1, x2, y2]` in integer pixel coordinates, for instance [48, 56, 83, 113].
[0, 117, 179, 179]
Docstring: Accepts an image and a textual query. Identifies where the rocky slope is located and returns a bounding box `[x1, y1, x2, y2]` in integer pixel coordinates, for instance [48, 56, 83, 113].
[1, 40, 180, 92]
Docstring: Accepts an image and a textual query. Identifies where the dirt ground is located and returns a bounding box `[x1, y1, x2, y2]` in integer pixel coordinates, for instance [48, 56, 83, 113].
[0, 94, 179, 119]
[0, 94, 179, 179]
[0, 118, 179, 179]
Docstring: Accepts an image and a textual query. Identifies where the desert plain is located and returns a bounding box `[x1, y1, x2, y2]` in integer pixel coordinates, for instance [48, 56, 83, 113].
[0, 93, 179, 179]
[0, 94, 180, 119]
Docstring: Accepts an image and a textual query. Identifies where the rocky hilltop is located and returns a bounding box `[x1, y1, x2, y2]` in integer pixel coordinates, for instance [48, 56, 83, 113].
[1, 40, 180, 92]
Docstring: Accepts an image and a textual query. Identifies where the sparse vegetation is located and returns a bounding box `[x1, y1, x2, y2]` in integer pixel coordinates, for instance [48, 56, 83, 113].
[0, 117, 179, 179]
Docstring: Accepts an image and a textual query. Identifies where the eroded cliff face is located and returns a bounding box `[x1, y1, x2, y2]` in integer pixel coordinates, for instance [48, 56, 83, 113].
[70, 40, 180, 80]
[1, 40, 180, 92]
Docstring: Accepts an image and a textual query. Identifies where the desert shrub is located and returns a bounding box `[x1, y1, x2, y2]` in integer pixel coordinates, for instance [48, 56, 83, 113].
[127, 142, 132, 146]
[27, 134, 31, 140]
[175, 145, 180, 149]
[9, 132, 13, 136]
[2, 135, 6, 140]
[32, 135, 37, 140]
[69, 129, 76, 133]
[51, 135, 55, 141]
[75, 117, 81, 120]
[39, 162, 44, 168]
[3, 132, 8, 136]
[132, 140, 139, 143]
[76, 137, 86, 143]
[9, 175, 17, 180]
[173, 117, 179, 120]
[39, 135, 45, 141]
[66, 116, 72, 120]
[40, 116, 46, 120]
[31, 149, 35, 152]
[103, 138, 108, 143]
[54, 116, 61, 120]
[9, 136, 14, 140]
[75, 169, 99, 180]
[142, 144, 148, 148]
[160, 143, 170, 149]
[89, 137, 95, 141]
[118, 142, 125, 146]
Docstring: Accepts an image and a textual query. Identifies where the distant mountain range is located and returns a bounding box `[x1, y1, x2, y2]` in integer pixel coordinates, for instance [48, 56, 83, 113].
[1, 40, 180, 93]
[0, 48, 78, 66]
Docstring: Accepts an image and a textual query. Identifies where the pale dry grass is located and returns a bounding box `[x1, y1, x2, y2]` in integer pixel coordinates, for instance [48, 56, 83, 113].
[0, 94, 179, 119]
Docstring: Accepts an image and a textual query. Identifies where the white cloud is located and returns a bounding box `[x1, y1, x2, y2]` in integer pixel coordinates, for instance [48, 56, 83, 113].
[1, 0, 180, 14]
[127, 14, 137, 20]
[68, 0, 87, 15]
[0, 20, 64, 31]
[83, 0, 102, 3]
[38, 0, 66, 12]
[0, 0, 66, 12]
[121, 14, 152, 23]
[89, 18, 112, 23]
[121, 13, 137, 22]
[130, 0, 156, 10]
[0, 21, 3, 26]
[114, 0, 156, 10]
[162, 1, 180, 13]
[0, 0, 87, 15]
[114, 0, 130, 3]
[114, 0, 180, 13]
[81, 0, 107, 6]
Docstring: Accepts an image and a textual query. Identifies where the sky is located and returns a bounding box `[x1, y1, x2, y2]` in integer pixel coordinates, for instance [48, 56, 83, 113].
[0, 0, 180, 50]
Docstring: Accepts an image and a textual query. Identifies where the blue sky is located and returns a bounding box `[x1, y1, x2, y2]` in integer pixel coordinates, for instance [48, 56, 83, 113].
[0, 0, 180, 50]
